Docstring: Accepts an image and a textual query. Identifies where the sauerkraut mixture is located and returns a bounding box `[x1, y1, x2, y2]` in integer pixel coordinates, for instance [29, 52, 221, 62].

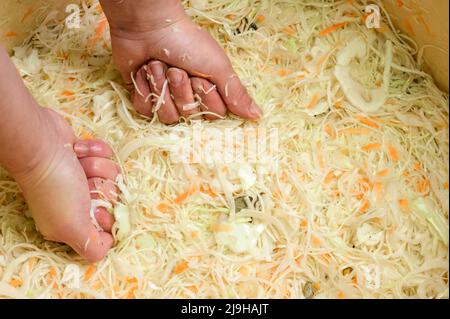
[0, 0, 448, 298]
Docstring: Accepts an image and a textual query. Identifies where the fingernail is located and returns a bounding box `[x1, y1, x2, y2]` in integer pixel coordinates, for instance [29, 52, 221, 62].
[74, 142, 89, 155]
[150, 61, 164, 77]
[249, 102, 262, 119]
[168, 69, 183, 87]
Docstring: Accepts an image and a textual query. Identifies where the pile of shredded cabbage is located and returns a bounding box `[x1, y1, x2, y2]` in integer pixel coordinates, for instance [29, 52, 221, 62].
[0, 0, 448, 299]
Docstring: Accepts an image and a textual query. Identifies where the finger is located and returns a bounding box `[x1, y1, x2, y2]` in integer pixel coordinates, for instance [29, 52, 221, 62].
[213, 70, 262, 120]
[131, 66, 153, 117]
[88, 177, 119, 201]
[79, 157, 120, 180]
[94, 207, 115, 233]
[191, 77, 227, 120]
[147, 61, 180, 124]
[74, 140, 113, 159]
[167, 68, 200, 117]
[65, 224, 114, 263]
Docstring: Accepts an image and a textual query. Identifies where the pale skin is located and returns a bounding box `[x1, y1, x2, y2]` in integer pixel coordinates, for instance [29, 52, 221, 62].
[0, 0, 261, 262]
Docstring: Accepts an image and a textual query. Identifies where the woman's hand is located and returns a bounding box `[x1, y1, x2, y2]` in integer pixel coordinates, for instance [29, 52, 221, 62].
[100, 0, 262, 124]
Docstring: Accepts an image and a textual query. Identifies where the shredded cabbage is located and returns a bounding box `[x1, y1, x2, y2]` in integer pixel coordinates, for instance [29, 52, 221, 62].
[0, 0, 447, 299]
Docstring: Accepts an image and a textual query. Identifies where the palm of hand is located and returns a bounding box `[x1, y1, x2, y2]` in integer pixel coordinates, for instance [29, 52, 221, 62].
[110, 15, 261, 123]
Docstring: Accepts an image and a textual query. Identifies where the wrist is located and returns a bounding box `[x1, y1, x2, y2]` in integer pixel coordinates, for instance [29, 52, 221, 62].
[100, 0, 185, 34]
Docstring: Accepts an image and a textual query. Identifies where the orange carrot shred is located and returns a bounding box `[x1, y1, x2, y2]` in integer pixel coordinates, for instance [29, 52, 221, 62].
[324, 171, 335, 184]
[277, 69, 293, 77]
[376, 168, 389, 178]
[283, 26, 295, 35]
[156, 203, 170, 213]
[174, 261, 189, 275]
[387, 145, 399, 161]
[362, 143, 381, 152]
[359, 199, 370, 213]
[256, 15, 265, 23]
[9, 278, 22, 288]
[300, 219, 308, 228]
[21, 8, 33, 23]
[84, 265, 95, 281]
[356, 115, 381, 128]
[416, 178, 430, 194]
[399, 199, 409, 211]
[319, 22, 347, 36]
[306, 94, 320, 109]
[5, 31, 18, 38]
[414, 162, 422, 171]
[337, 291, 346, 299]
[444, 182, 449, 190]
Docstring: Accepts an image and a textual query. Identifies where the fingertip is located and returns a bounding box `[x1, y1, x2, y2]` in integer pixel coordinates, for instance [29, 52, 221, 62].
[74, 139, 113, 159]
[191, 77, 227, 120]
[95, 207, 115, 233]
[132, 66, 153, 117]
[215, 74, 262, 120]
[84, 232, 114, 263]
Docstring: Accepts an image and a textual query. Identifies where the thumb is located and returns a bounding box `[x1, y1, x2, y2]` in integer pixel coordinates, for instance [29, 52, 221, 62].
[64, 223, 114, 263]
[210, 64, 262, 120]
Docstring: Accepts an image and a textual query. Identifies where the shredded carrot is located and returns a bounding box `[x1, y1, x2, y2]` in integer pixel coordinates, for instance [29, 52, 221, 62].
[211, 223, 232, 233]
[416, 178, 430, 194]
[324, 125, 336, 138]
[359, 199, 370, 213]
[443, 182, 449, 190]
[414, 162, 422, 171]
[95, 3, 103, 13]
[49, 266, 57, 280]
[376, 168, 389, 178]
[357, 115, 381, 128]
[313, 283, 321, 291]
[156, 203, 170, 213]
[61, 90, 75, 97]
[300, 219, 308, 228]
[190, 231, 199, 239]
[83, 265, 96, 281]
[319, 22, 347, 36]
[334, 101, 343, 109]
[256, 15, 265, 24]
[174, 261, 189, 275]
[396, 0, 404, 7]
[173, 186, 197, 205]
[352, 276, 358, 285]
[387, 145, 399, 161]
[239, 266, 250, 276]
[282, 26, 296, 35]
[190, 70, 212, 78]
[404, 18, 415, 36]
[125, 286, 137, 299]
[417, 15, 431, 35]
[373, 182, 383, 199]
[337, 291, 346, 299]
[126, 277, 138, 284]
[94, 17, 108, 40]
[80, 131, 94, 141]
[277, 69, 293, 77]
[312, 236, 321, 247]
[4, 31, 17, 38]
[9, 278, 22, 288]
[187, 285, 199, 293]
[21, 8, 33, 23]
[362, 143, 381, 152]
[324, 171, 336, 184]
[306, 94, 320, 109]
[399, 199, 409, 211]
